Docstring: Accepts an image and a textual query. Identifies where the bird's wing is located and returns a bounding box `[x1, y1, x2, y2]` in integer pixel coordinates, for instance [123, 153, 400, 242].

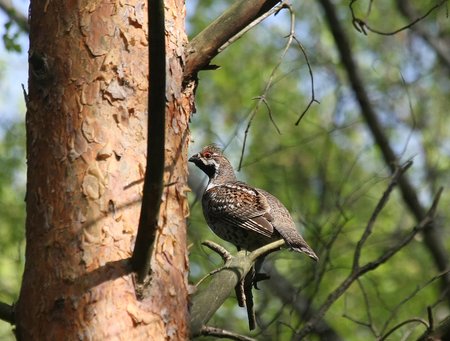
[204, 182, 275, 238]
[257, 189, 319, 261]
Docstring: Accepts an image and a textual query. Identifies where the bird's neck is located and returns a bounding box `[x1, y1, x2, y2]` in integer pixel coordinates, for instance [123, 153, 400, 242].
[206, 158, 237, 190]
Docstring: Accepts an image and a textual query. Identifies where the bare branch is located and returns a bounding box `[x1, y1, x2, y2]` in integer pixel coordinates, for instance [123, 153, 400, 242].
[396, 0, 450, 71]
[183, 0, 281, 83]
[319, 0, 450, 304]
[264, 263, 344, 341]
[293, 36, 319, 126]
[352, 161, 412, 271]
[418, 315, 450, 341]
[202, 240, 233, 262]
[380, 318, 429, 341]
[293, 187, 442, 340]
[349, 0, 447, 36]
[239, 3, 295, 170]
[131, 0, 166, 286]
[189, 240, 284, 336]
[199, 326, 257, 341]
[380, 269, 450, 336]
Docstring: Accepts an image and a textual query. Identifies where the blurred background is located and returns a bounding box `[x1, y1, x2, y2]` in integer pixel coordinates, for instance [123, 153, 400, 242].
[0, 0, 449, 340]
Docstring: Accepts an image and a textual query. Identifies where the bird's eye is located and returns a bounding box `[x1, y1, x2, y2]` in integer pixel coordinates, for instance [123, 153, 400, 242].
[203, 151, 212, 159]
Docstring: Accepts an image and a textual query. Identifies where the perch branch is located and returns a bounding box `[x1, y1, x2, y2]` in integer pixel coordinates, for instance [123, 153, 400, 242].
[183, 0, 281, 83]
[131, 0, 166, 285]
[189, 240, 284, 336]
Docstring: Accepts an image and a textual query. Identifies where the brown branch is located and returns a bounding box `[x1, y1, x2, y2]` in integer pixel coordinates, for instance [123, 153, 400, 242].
[189, 240, 285, 336]
[0, 301, 14, 325]
[319, 0, 450, 303]
[183, 0, 281, 83]
[380, 270, 450, 336]
[349, 0, 447, 36]
[380, 318, 429, 341]
[0, 0, 29, 33]
[293, 36, 319, 126]
[418, 315, 450, 341]
[293, 187, 442, 340]
[131, 0, 166, 285]
[352, 161, 412, 271]
[238, 3, 295, 170]
[396, 0, 450, 71]
[199, 326, 257, 341]
[218, 2, 288, 54]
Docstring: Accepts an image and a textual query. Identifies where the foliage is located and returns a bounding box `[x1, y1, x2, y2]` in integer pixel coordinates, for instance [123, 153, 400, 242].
[187, 0, 449, 340]
[2, 21, 21, 53]
[0, 121, 26, 340]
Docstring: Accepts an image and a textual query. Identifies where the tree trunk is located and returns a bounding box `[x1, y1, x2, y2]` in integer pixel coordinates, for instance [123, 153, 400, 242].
[15, 0, 193, 339]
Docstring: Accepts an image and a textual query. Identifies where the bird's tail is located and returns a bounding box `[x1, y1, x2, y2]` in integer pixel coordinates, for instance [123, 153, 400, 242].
[278, 230, 319, 261]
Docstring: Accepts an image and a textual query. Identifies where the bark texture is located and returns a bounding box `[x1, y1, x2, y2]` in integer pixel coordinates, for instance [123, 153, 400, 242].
[16, 0, 193, 339]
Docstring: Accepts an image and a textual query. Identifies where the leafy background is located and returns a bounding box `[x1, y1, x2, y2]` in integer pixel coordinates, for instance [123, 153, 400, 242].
[0, 0, 449, 340]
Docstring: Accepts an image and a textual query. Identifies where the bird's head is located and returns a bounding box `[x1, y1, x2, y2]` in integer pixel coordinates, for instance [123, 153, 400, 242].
[189, 144, 236, 183]
[189, 144, 223, 179]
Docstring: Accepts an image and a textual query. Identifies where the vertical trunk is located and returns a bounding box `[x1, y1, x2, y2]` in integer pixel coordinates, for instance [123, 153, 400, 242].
[16, 0, 193, 339]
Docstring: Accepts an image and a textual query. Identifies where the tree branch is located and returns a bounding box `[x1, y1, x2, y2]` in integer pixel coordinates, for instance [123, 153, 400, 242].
[0, 301, 14, 325]
[199, 326, 257, 341]
[396, 0, 450, 71]
[349, 0, 447, 36]
[318, 0, 450, 303]
[189, 240, 285, 337]
[264, 263, 343, 341]
[183, 0, 281, 83]
[293, 187, 442, 340]
[131, 0, 166, 286]
[0, 0, 29, 33]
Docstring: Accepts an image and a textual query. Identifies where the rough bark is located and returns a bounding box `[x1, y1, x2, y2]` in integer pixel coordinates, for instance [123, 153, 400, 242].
[16, 0, 193, 339]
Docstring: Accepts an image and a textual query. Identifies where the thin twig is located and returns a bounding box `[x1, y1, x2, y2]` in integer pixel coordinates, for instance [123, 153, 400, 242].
[379, 318, 429, 341]
[202, 240, 233, 262]
[352, 161, 412, 271]
[349, 0, 447, 36]
[293, 188, 442, 340]
[319, 0, 450, 304]
[293, 36, 319, 125]
[379, 268, 450, 335]
[200, 326, 257, 341]
[239, 3, 295, 170]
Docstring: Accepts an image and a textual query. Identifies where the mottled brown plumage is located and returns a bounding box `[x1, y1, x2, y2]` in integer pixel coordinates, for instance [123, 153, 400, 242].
[189, 144, 318, 261]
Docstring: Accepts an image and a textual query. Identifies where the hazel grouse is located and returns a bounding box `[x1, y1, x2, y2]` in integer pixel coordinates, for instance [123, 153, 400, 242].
[189, 144, 318, 261]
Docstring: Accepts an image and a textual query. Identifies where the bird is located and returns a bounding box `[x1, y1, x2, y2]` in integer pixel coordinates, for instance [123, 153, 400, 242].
[189, 144, 318, 261]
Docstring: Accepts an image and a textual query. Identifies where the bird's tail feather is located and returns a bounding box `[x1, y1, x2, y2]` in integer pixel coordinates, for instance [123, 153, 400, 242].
[277, 230, 319, 261]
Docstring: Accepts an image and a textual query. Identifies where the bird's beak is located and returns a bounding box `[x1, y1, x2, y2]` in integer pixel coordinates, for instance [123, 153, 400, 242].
[188, 153, 199, 163]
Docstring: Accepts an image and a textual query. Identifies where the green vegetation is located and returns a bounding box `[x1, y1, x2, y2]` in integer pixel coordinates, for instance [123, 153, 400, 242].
[187, 1, 449, 339]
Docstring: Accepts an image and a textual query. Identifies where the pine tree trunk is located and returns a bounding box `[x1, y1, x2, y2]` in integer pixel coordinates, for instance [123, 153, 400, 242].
[16, 1, 192, 339]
